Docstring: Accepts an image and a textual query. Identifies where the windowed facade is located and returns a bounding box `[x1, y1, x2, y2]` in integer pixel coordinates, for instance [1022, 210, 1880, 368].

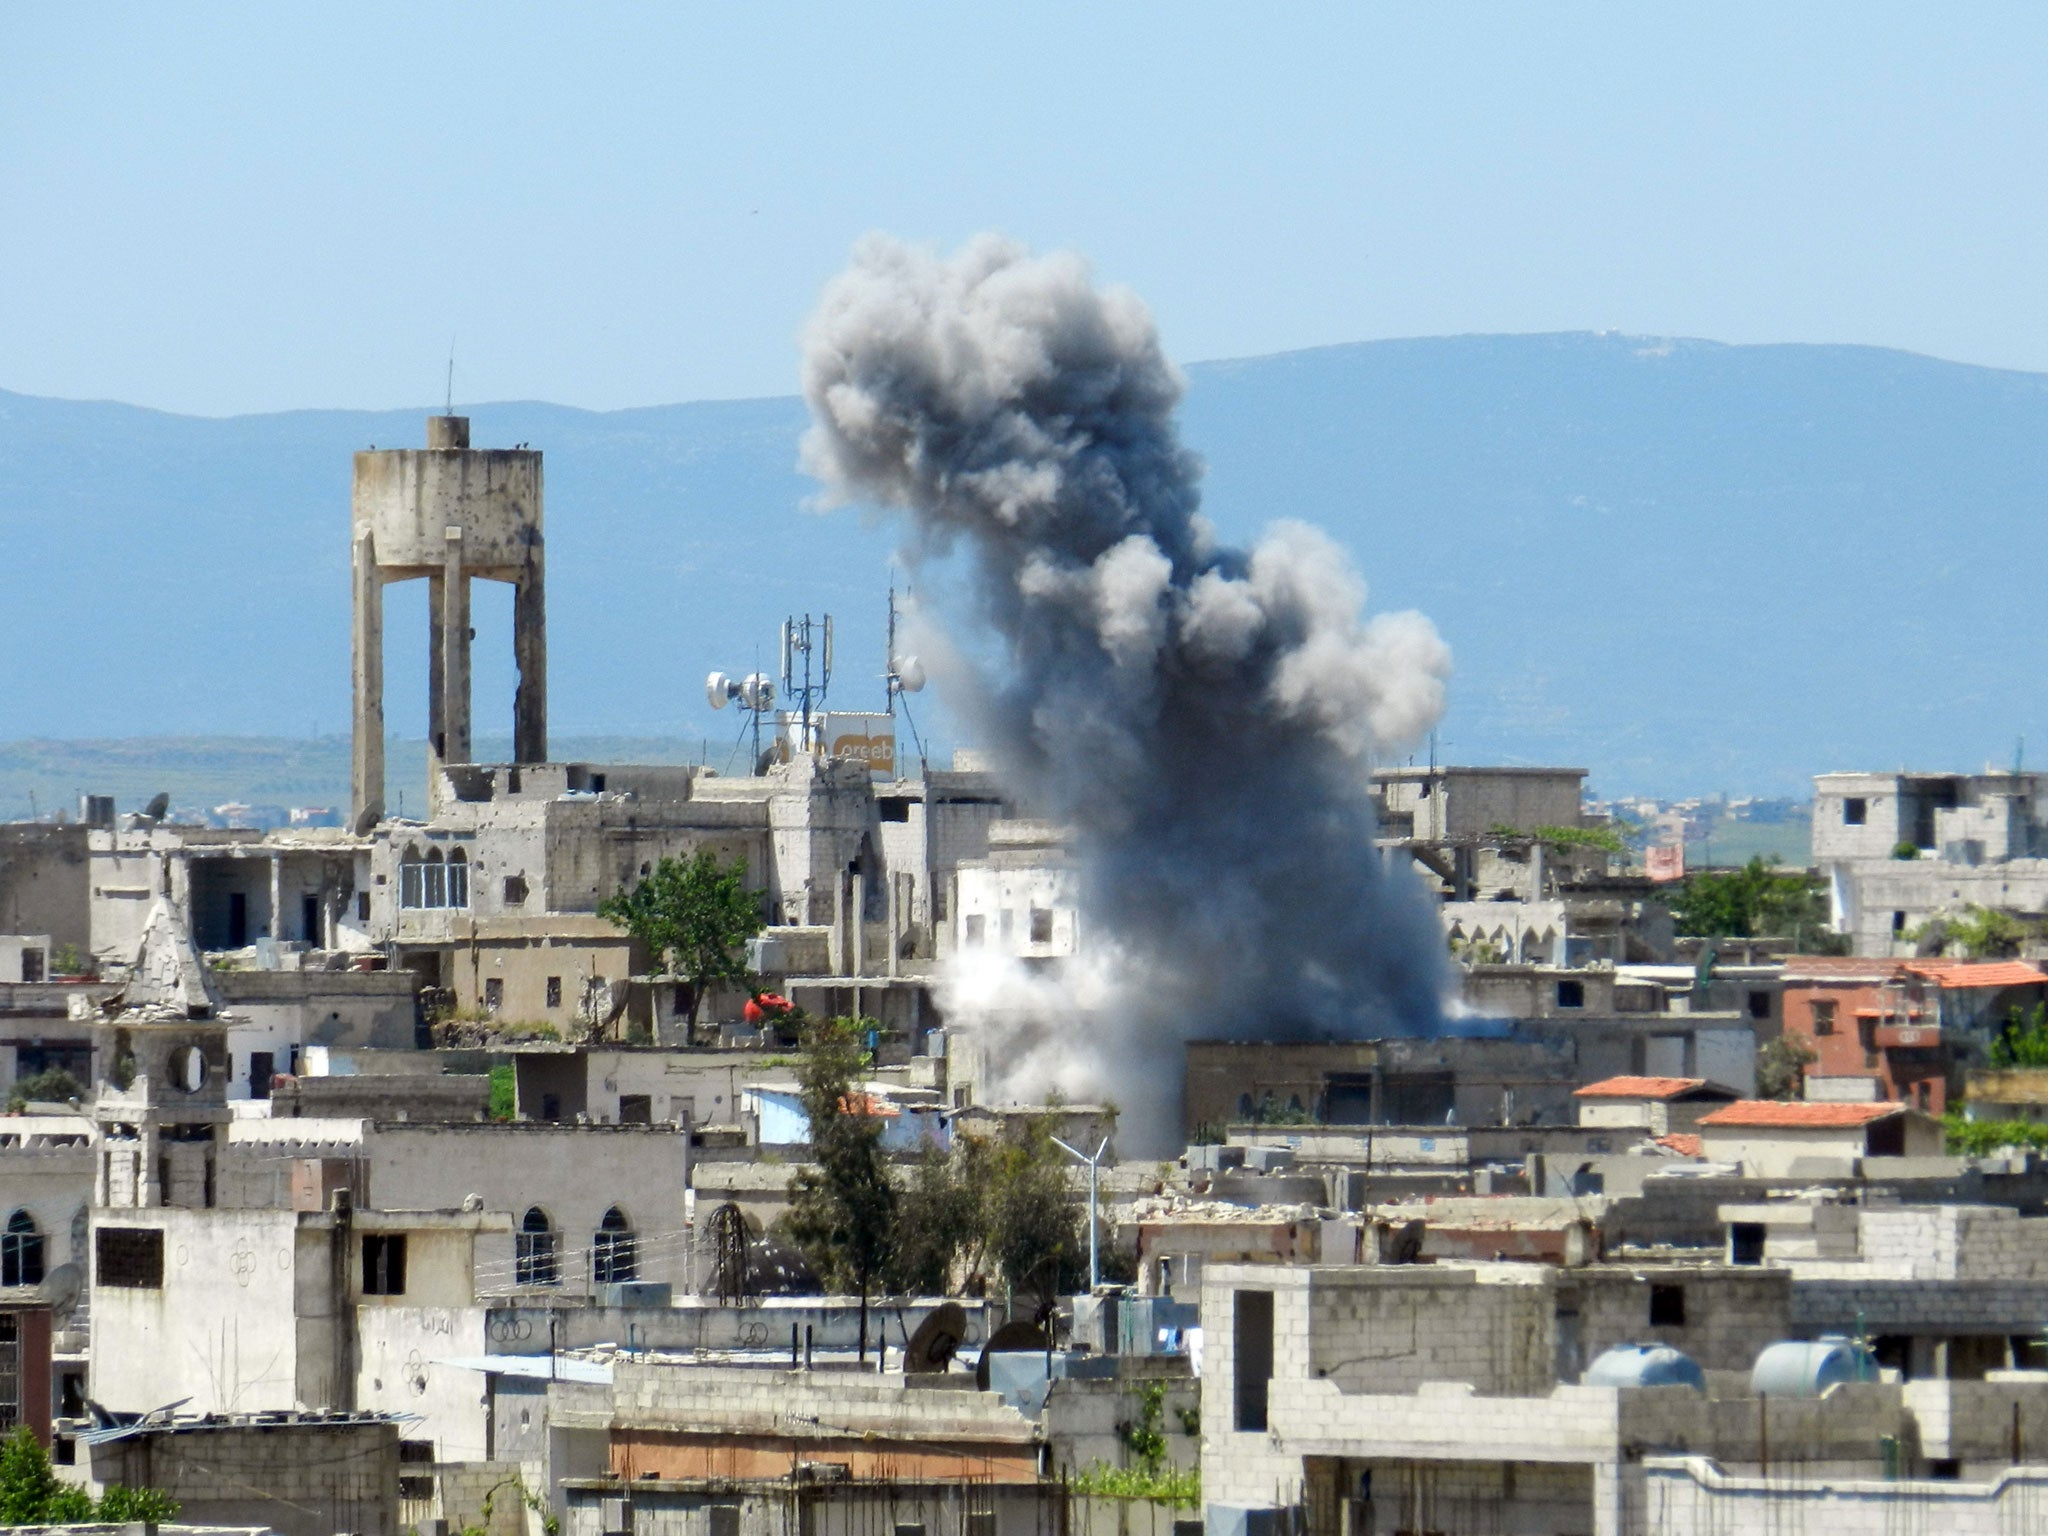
[593, 1206, 637, 1284]
[399, 846, 470, 910]
[515, 1208, 559, 1287]
[1, 1212, 43, 1288]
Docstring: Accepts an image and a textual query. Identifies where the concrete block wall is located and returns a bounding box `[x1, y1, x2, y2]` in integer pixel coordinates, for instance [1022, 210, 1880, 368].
[1641, 1454, 2048, 1536]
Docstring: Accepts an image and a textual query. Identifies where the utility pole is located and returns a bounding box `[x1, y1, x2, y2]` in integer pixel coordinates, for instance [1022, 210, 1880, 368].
[1053, 1135, 1111, 1291]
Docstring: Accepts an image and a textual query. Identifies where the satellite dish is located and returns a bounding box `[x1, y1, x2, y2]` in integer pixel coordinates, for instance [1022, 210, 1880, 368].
[706, 671, 734, 711]
[41, 1264, 81, 1324]
[893, 655, 926, 693]
[974, 1319, 1049, 1391]
[740, 673, 775, 711]
[143, 792, 170, 822]
[905, 1302, 968, 1374]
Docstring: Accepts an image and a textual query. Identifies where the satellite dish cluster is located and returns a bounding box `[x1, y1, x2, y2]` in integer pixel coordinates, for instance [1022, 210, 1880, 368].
[706, 671, 776, 712]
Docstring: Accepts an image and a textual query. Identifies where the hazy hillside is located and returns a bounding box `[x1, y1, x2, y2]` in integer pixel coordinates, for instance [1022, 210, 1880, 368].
[5, 331, 2045, 811]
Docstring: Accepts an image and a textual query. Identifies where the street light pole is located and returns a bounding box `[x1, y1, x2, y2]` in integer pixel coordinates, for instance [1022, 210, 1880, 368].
[1052, 1134, 1111, 1291]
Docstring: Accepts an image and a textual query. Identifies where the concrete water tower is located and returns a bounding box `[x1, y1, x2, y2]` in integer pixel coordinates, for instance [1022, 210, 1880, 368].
[350, 416, 547, 830]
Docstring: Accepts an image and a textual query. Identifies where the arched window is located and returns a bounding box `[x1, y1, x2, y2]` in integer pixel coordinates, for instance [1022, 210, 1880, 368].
[423, 848, 447, 909]
[2, 1211, 44, 1287]
[592, 1205, 637, 1284]
[399, 846, 424, 909]
[447, 848, 469, 909]
[515, 1207, 558, 1287]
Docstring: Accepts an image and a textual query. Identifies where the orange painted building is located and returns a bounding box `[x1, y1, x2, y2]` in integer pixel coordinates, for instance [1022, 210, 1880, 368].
[1779, 957, 2048, 1113]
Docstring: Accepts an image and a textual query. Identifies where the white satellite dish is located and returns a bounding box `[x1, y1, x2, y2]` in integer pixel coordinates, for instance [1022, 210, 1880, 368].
[740, 673, 775, 711]
[706, 671, 735, 710]
[893, 655, 926, 693]
[41, 1263, 81, 1324]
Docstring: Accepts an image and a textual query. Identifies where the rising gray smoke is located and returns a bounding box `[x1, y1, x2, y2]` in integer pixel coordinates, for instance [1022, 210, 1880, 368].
[801, 234, 1454, 1153]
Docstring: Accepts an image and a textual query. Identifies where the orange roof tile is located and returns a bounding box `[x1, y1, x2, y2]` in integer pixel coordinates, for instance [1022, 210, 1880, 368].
[1698, 1100, 1905, 1129]
[1903, 960, 2048, 990]
[1573, 1076, 1709, 1100]
[1654, 1134, 1703, 1157]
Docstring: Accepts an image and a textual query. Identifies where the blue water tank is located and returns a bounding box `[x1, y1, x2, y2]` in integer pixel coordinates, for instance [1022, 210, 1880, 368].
[1749, 1337, 1879, 1397]
[1583, 1343, 1706, 1391]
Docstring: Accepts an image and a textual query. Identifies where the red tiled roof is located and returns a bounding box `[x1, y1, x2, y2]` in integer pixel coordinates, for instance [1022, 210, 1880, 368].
[1698, 1100, 1905, 1129]
[1903, 960, 2048, 990]
[1654, 1134, 1703, 1157]
[1573, 1076, 1708, 1101]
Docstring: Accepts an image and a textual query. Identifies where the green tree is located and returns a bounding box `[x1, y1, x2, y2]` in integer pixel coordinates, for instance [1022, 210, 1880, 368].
[888, 1140, 984, 1295]
[96, 1484, 181, 1523]
[785, 1016, 897, 1358]
[1665, 856, 1842, 951]
[1755, 1035, 1818, 1101]
[597, 850, 764, 1034]
[5, 1068, 82, 1113]
[983, 1120, 1087, 1316]
[0, 1425, 105, 1531]
[1922, 904, 2029, 961]
[1990, 1004, 2048, 1068]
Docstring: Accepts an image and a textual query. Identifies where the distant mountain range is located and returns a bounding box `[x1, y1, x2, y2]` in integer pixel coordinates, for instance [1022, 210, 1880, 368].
[4, 331, 2045, 812]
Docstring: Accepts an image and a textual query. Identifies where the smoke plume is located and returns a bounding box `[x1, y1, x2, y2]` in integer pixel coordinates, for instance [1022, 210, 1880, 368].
[801, 234, 1454, 1152]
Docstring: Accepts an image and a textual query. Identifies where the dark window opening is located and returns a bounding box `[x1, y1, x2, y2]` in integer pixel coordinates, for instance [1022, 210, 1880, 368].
[362, 1233, 408, 1295]
[1747, 991, 1771, 1021]
[248, 1051, 275, 1101]
[503, 875, 528, 906]
[484, 978, 504, 1013]
[545, 976, 562, 1009]
[1812, 1000, 1837, 1035]
[95, 1227, 164, 1289]
[19, 951, 43, 985]
[515, 1208, 558, 1287]
[1232, 1289, 1273, 1432]
[618, 1095, 651, 1125]
[357, 892, 371, 923]
[1556, 979, 1585, 1009]
[1844, 798, 1868, 826]
[1730, 1223, 1766, 1266]
[594, 1205, 638, 1283]
[1929, 1459, 1960, 1480]
[1648, 1283, 1686, 1327]
[1892, 910, 1907, 934]
[1028, 907, 1053, 944]
[879, 799, 911, 823]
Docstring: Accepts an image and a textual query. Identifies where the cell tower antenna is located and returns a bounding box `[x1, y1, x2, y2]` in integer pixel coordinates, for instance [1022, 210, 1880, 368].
[445, 339, 456, 416]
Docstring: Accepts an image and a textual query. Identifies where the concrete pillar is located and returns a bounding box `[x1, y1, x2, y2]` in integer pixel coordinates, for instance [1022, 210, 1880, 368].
[350, 530, 385, 833]
[441, 527, 472, 767]
[139, 1123, 160, 1208]
[514, 563, 547, 764]
[267, 855, 282, 943]
[426, 574, 445, 762]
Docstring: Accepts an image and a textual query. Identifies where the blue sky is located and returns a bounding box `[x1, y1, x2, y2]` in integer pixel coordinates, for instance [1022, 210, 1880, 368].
[4, 4, 2045, 415]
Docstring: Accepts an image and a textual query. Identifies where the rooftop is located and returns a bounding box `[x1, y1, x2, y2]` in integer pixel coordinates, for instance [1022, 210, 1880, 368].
[1573, 1076, 1728, 1101]
[1698, 1100, 1907, 1129]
